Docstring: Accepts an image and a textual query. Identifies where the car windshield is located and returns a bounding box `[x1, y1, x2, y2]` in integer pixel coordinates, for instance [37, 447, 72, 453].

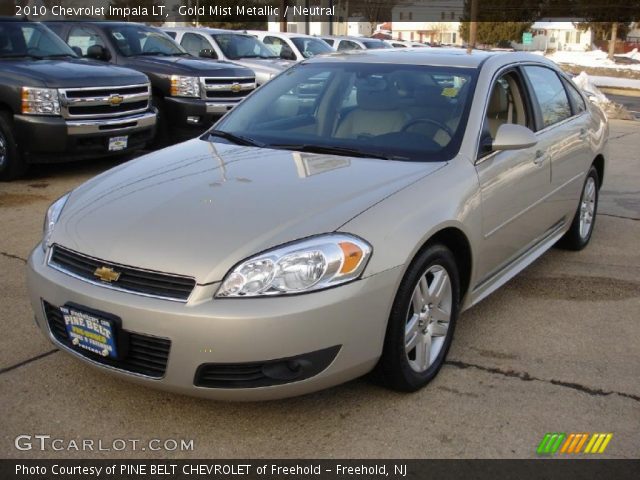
[363, 40, 390, 49]
[291, 37, 333, 58]
[212, 62, 477, 162]
[212, 33, 277, 60]
[107, 24, 187, 57]
[0, 22, 77, 59]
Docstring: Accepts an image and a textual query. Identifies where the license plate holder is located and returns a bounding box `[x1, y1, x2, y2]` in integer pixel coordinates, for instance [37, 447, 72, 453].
[108, 135, 128, 152]
[61, 304, 124, 359]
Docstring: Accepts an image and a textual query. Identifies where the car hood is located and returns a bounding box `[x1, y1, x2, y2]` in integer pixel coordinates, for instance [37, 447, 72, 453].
[53, 139, 443, 284]
[0, 58, 148, 88]
[127, 55, 253, 77]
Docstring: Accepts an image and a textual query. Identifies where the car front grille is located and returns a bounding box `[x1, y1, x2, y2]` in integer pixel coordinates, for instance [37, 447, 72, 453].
[43, 301, 171, 378]
[48, 245, 196, 302]
[201, 77, 255, 103]
[59, 84, 151, 120]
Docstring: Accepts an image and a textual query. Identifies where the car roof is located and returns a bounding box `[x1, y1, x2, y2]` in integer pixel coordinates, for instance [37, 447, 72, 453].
[252, 31, 318, 39]
[303, 48, 555, 69]
[164, 27, 253, 36]
[323, 36, 384, 42]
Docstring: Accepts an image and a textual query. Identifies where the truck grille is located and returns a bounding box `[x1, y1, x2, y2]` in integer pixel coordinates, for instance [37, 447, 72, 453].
[201, 77, 255, 103]
[48, 245, 196, 302]
[43, 301, 171, 378]
[59, 84, 151, 120]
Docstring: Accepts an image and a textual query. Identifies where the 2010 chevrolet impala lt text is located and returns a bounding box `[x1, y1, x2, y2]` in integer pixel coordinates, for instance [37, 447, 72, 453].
[27, 49, 608, 400]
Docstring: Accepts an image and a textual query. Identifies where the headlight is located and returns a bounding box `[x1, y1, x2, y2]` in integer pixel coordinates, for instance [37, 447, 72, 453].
[216, 234, 372, 298]
[21, 87, 61, 116]
[42, 193, 70, 252]
[170, 76, 200, 97]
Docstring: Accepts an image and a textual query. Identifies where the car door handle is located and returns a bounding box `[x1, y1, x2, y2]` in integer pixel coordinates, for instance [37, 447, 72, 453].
[533, 150, 547, 165]
[579, 128, 588, 140]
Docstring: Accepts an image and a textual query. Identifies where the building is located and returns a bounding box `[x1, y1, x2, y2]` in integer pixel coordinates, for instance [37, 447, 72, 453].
[513, 22, 593, 52]
[391, 1, 464, 45]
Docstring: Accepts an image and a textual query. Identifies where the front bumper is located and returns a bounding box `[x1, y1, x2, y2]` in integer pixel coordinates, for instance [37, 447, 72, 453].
[14, 111, 156, 163]
[163, 97, 239, 140]
[27, 245, 401, 400]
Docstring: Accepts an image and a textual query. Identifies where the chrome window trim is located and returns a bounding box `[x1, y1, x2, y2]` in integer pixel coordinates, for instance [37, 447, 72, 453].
[46, 245, 194, 303]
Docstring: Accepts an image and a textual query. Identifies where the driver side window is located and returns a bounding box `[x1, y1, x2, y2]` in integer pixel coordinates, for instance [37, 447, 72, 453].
[68, 26, 104, 57]
[484, 72, 530, 142]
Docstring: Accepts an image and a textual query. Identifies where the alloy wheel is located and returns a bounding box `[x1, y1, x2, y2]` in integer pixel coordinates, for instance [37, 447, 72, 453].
[404, 264, 452, 373]
[579, 176, 596, 239]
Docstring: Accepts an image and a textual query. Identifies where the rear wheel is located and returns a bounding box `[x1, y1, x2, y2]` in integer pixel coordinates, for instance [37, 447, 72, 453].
[376, 244, 460, 391]
[0, 112, 27, 181]
[558, 166, 599, 251]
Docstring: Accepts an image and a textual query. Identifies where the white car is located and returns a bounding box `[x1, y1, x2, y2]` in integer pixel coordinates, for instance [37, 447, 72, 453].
[385, 40, 429, 48]
[247, 31, 334, 61]
[320, 36, 391, 51]
[163, 27, 293, 85]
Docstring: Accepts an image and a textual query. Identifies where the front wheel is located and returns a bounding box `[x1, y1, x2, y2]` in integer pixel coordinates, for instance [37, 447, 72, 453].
[558, 166, 599, 251]
[375, 244, 460, 392]
[0, 112, 27, 181]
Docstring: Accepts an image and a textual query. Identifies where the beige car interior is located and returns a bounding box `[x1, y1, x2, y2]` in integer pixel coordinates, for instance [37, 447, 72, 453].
[485, 74, 528, 139]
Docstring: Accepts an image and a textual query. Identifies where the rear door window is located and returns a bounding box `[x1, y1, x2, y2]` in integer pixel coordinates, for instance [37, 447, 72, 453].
[523, 66, 572, 129]
[180, 32, 211, 57]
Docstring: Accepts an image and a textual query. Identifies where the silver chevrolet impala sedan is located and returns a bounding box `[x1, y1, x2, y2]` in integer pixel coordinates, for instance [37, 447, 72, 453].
[27, 49, 608, 400]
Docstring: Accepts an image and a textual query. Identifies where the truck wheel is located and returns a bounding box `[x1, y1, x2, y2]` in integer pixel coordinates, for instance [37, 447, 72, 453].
[151, 95, 169, 148]
[0, 112, 27, 181]
[374, 244, 460, 392]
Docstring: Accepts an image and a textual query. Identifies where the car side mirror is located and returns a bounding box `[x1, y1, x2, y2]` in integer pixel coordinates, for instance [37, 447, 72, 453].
[86, 44, 111, 61]
[71, 46, 82, 57]
[199, 49, 217, 59]
[492, 124, 537, 151]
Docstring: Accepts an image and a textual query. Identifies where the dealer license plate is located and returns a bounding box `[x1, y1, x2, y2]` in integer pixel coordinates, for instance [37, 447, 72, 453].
[108, 136, 128, 152]
[61, 306, 118, 359]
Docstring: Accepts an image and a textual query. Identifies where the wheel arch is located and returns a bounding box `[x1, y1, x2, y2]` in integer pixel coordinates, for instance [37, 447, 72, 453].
[417, 226, 473, 301]
[592, 154, 605, 189]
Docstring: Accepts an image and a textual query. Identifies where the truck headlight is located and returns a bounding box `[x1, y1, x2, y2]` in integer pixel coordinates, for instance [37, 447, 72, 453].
[216, 234, 372, 298]
[42, 193, 69, 252]
[21, 87, 61, 116]
[170, 76, 200, 98]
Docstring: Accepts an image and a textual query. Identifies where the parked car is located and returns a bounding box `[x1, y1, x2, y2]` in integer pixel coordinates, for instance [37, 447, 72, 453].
[248, 31, 334, 61]
[385, 39, 429, 48]
[163, 27, 293, 86]
[27, 49, 607, 400]
[46, 21, 256, 144]
[0, 18, 155, 180]
[320, 35, 391, 51]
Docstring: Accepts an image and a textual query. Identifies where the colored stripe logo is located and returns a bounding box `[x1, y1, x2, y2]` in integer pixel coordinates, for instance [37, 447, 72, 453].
[537, 433, 612, 455]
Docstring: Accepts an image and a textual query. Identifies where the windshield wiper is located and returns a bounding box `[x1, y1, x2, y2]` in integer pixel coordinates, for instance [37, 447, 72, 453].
[208, 130, 264, 147]
[269, 144, 409, 161]
[42, 54, 77, 59]
[135, 51, 171, 56]
[170, 52, 190, 56]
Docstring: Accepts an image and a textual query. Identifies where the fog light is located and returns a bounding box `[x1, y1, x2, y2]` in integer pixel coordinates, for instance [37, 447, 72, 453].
[187, 116, 201, 125]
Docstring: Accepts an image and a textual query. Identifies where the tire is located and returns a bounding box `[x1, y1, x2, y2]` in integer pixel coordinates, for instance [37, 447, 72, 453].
[0, 111, 27, 181]
[151, 95, 169, 149]
[375, 244, 460, 392]
[558, 166, 599, 251]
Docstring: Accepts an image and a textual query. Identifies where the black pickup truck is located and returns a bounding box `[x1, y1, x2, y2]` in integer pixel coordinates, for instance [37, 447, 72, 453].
[46, 21, 257, 144]
[0, 18, 156, 180]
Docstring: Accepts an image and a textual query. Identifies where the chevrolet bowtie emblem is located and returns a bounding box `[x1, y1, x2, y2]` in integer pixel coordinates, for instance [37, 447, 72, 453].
[108, 94, 124, 107]
[94, 266, 121, 283]
[230, 83, 242, 93]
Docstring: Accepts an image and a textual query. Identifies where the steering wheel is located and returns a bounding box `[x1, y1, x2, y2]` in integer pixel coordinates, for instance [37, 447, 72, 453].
[402, 118, 454, 138]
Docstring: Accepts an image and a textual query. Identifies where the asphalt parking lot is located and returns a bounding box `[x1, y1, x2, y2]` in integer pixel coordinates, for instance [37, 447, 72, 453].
[1, 119, 638, 459]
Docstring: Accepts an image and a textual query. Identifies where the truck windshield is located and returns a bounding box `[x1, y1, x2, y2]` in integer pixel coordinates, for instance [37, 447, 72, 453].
[212, 34, 277, 60]
[0, 22, 77, 59]
[107, 25, 188, 57]
[291, 37, 333, 58]
[212, 62, 477, 162]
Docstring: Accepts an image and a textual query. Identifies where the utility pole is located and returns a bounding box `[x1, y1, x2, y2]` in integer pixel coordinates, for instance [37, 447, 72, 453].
[280, 0, 287, 33]
[608, 22, 618, 60]
[467, 0, 478, 54]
